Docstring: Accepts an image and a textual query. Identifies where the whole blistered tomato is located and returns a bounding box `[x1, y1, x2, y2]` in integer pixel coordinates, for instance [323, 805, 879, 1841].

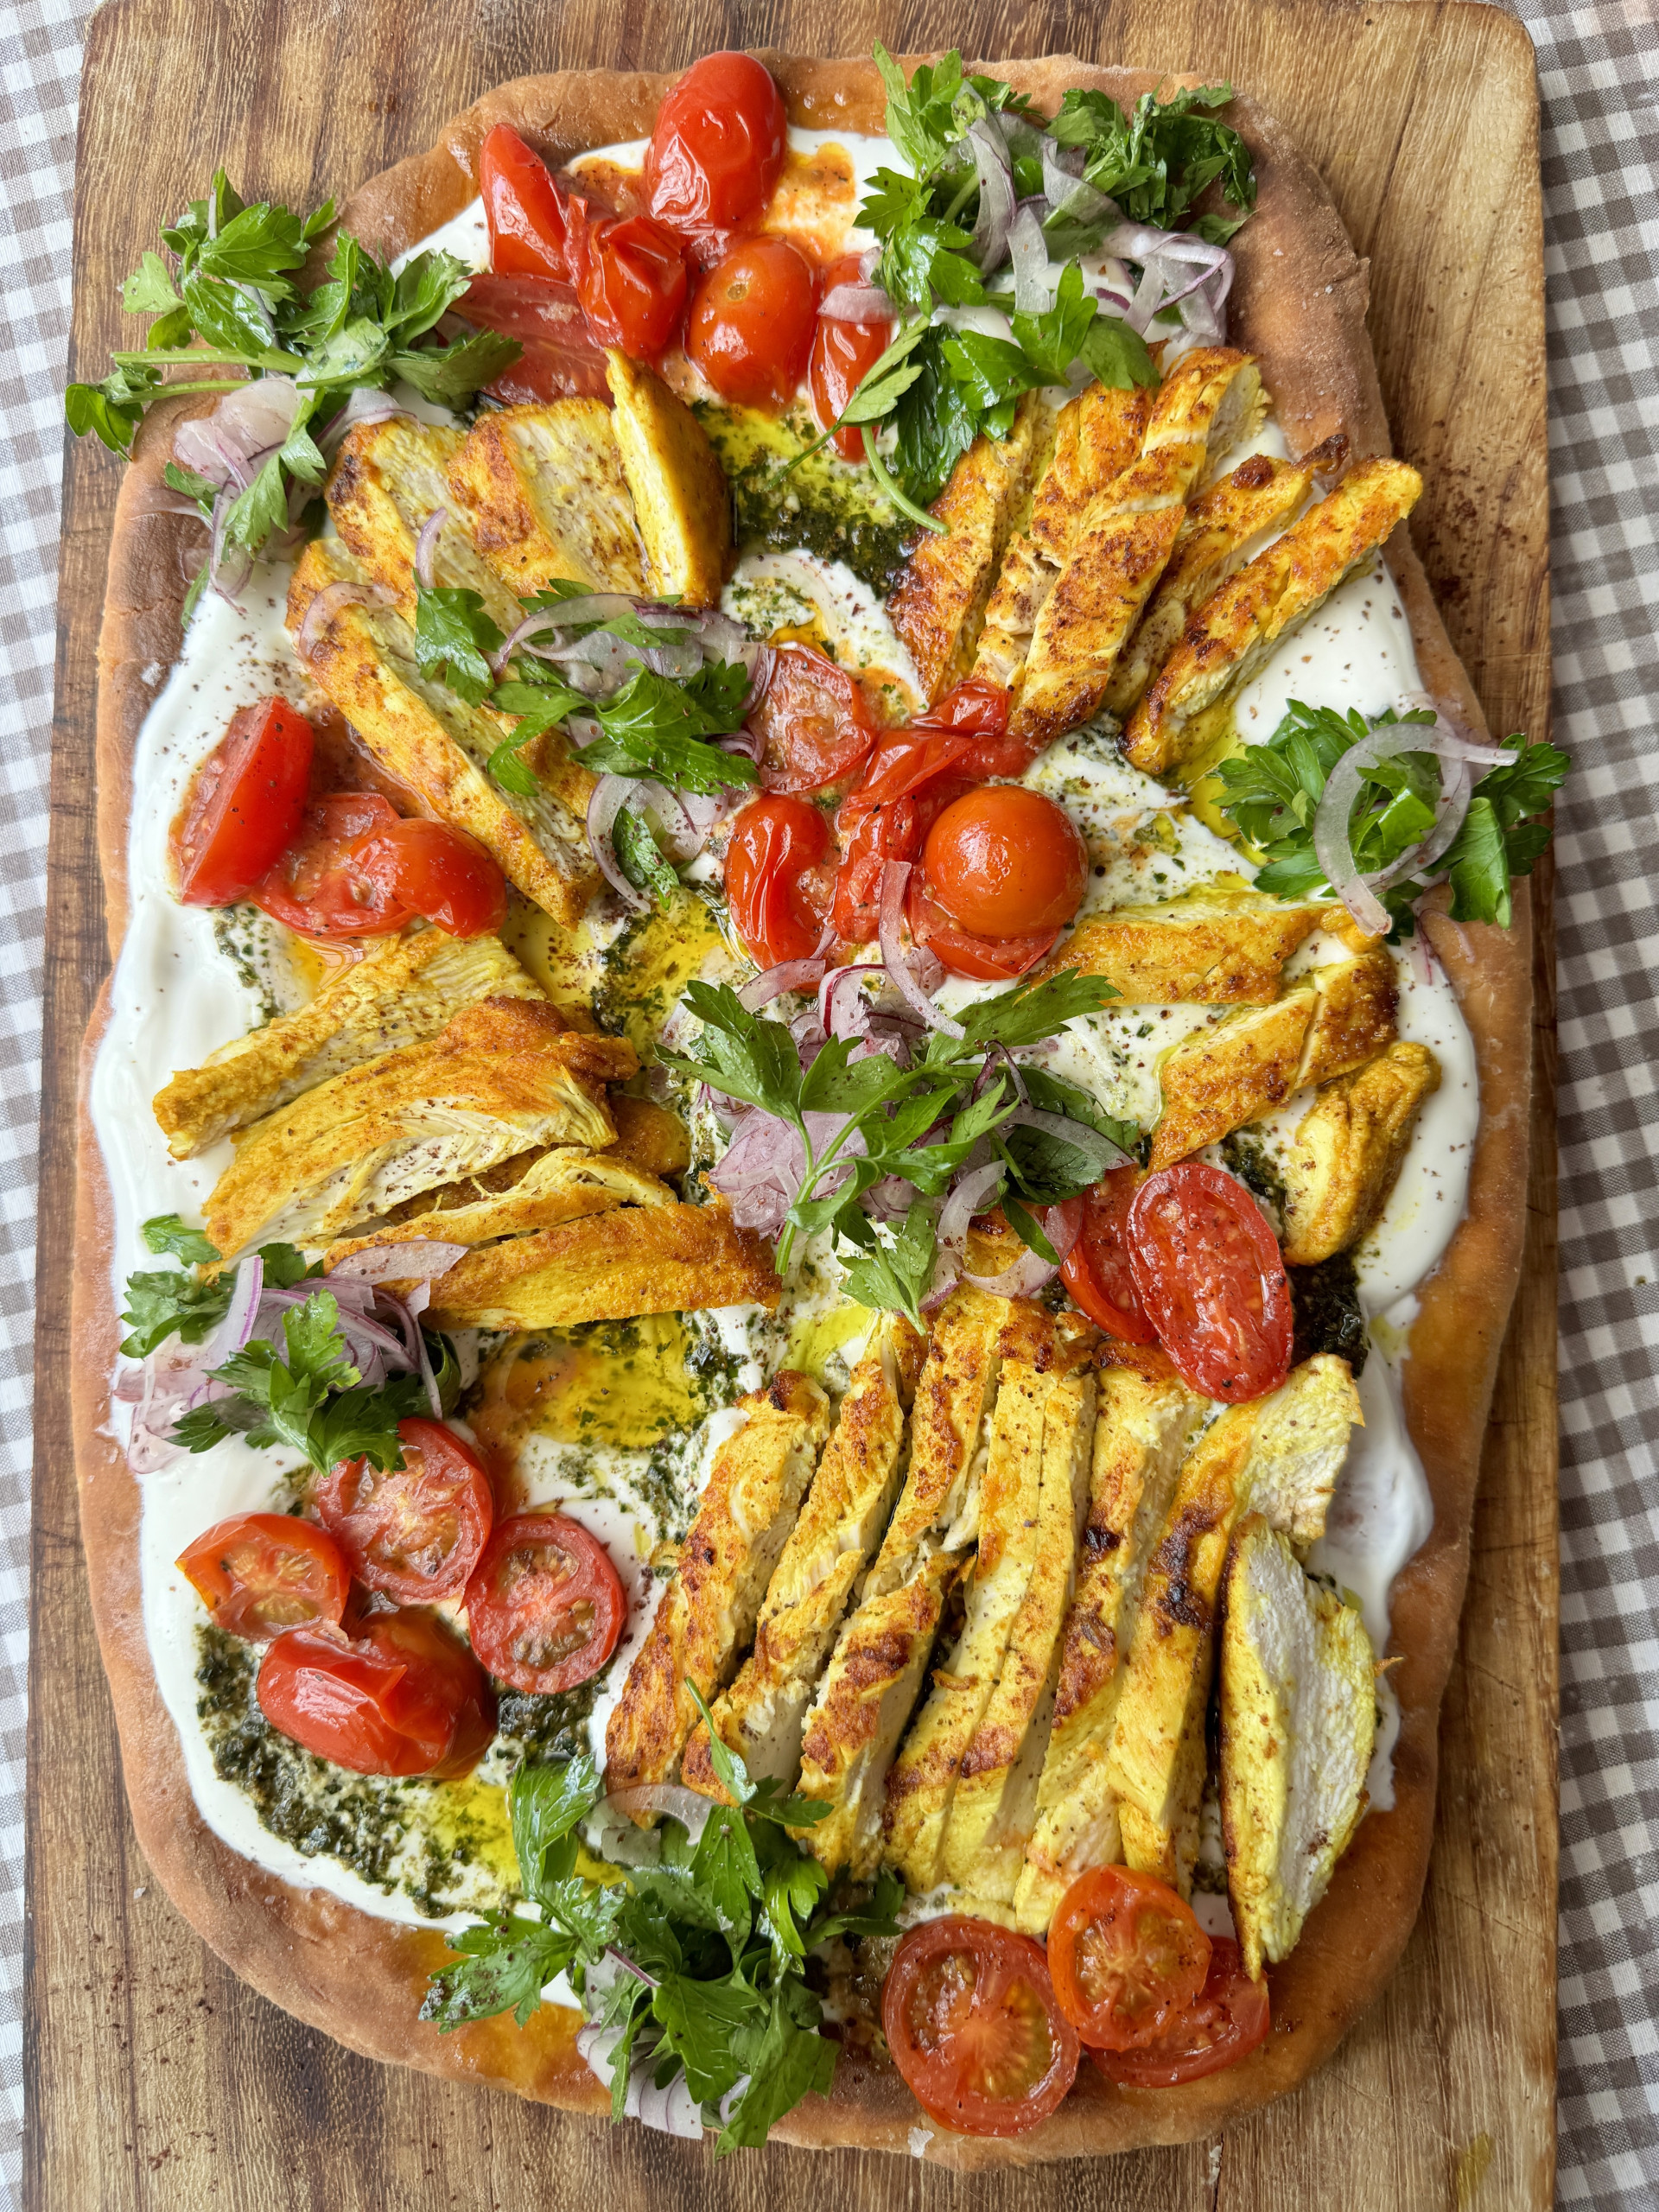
[686, 238, 818, 411]
[810, 253, 893, 460]
[724, 792, 833, 967]
[920, 785, 1087, 938]
[751, 642, 877, 795]
[315, 1417, 495, 1603]
[882, 1917, 1080, 2138]
[644, 52, 787, 245]
[257, 1609, 495, 1778]
[1128, 1162, 1294, 1402]
[176, 697, 313, 907]
[463, 1512, 626, 1694]
[479, 122, 575, 281]
[575, 209, 690, 357]
[176, 1512, 348, 1642]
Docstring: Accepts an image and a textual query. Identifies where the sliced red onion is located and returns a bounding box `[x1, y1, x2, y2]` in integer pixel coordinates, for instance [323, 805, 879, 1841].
[206, 483, 252, 607]
[319, 387, 410, 458]
[329, 1242, 467, 1284]
[677, 788, 727, 852]
[601, 1783, 713, 1842]
[1045, 1203, 1081, 1264]
[718, 725, 765, 764]
[878, 862, 963, 1039]
[587, 774, 650, 910]
[524, 591, 640, 628]
[295, 578, 390, 662]
[1007, 205, 1055, 315]
[542, 626, 640, 689]
[964, 1241, 1062, 1298]
[738, 957, 831, 1011]
[414, 508, 445, 592]
[174, 376, 302, 489]
[935, 1160, 1007, 1262]
[967, 118, 1017, 274]
[1041, 143, 1116, 239]
[567, 714, 603, 748]
[822, 281, 894, 322]
[818, 963, 886, 1039]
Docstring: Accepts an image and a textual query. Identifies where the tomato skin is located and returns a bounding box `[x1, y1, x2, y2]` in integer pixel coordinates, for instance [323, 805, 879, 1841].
[724, 793, 833, 966]
[315, 1417, 495, 1604]
[831, 732, 978, 941]
[1128, 1163, 1294, 1403]
[907, 874, 1058, 981]
[176, 699, 314, 907]
[463, 1512, 626, 1694]
[480, 123, 573, 281]
[251, 791, 412, 938]
[1058, 1172, 1159, 1345]
[176, 1512, 348, 1643]
[457, 273, 612, 403]
[352, 817, 508, 938]
[882, 1916, 1081, 2138]
[1047, 1865, 1212, 2051]
[645, 53, 787, 243]
[687, 238, 818, 411]
[921, 785, 1087, 939]
[576, 211, 690, 357]
[810, 254, 893, 460]
[1090, 1938, 1271, 2088]
[257, 1609, 495, 1778]
[752, 642, 877, 795]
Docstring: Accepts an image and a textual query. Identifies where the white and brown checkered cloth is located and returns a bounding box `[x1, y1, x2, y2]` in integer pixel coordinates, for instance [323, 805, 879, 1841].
[0, 1, 1653, 2201]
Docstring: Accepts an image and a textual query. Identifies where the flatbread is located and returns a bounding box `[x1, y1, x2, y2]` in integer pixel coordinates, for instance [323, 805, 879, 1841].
[71, 52, 1531, 2167]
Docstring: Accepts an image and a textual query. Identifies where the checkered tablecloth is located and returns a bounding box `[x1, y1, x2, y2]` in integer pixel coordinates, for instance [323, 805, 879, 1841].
[1, 2, 1655, 2202]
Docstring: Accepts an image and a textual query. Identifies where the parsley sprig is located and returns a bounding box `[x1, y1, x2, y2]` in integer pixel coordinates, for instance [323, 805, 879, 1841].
[668, 971, 1135, 1322]
[423, 1720, 900, 2152]
[1213, 702, 1568, 935]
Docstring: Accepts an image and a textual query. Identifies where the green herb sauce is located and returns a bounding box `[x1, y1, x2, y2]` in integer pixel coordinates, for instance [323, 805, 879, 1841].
[1289, 1251, 1370, 1375]
[695, 401, 916, 596]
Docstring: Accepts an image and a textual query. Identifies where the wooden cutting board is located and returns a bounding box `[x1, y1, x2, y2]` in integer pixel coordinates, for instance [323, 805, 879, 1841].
[27, 1, 1555, 2204]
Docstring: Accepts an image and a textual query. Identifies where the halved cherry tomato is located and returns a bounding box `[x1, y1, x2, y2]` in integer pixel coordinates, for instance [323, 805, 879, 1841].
[251, 791, 411, 937]
[463, 1511, 626, 1694]
[882, 1916, 1081, 2138]
[914, 676, 1034, 779]
[315, 1417, 495, 1604]
[920, 785, 1088, 938]
[1047, 1865, 1212, 2051]
[751, 642, 877, 794]
[350, 817, 508, 938]
[1058, 1170, 1159, 1345]
[176, 1511, 348, 1643]
[457, 272, 612, 403]
[687, 238, 818, 411]
[724, 792, 833, 966]
[832, 731, 978, 941]
[176, 698, 313, 907]
[1128, 1162, 1294, 1402]
[644, 52, 787, 246]
[1091, 1938, 1271, 2087]
[480, 122, 575, 281]
[810, 253, 893, 460]
[907, 874, 1058, 981]
[576, 210, 690, 357]
[257, 1608, 494, 1778]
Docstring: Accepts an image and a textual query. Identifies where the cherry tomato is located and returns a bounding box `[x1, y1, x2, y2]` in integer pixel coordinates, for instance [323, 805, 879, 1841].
[480, 122, 574, 281]
[576, 211, 690, 358]
[724, 792, 833, 966]
[916, 676, 1039, 779]
[1128, 1162, 1294, 1402]
[920, 785, 1087, 939]
[315, 1417, 495, 1603]
[251, 791, 412, 938]
[1047, 1865, 1213, 2051]
[257, 1608, 494, 1778]
[463, 1511, 626, 1694]
[907, 874, 1058, 981]
[882, 1916, 1081, 2138]
[457, 272, 612, 403]
[687, 238, 818, 412]
[350, 817, 508, 938]
[810, 253, 893, 460]
[751, 642, 877, 795]
[176, 1512, 348, 1643]
[1058, 1171, 1159, 1344]
[1091, 1938, 1271, 2087]
[176, 698, 313, 907]
[645, 52, 787, 244]
[832, 730, 979, 941]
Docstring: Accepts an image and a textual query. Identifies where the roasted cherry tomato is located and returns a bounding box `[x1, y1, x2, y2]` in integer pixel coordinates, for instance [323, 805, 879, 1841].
[457, 272, 612, 402]
[1047, 1865, 1213, 2051]
[916, 675, 1039, 779]
[920, 785, 1088, 939]
[576, 210, 690, 357]
[480, 122, 574, 281]
[687, 238, 818, 411]
[810, 252, 893, 459]
[832, 731, 979, 941]
[882, 1916, 1081, 2138]
[1128, 1162, 1294, 1402]
[644, 52, 787, 245]
[176, 1511, 348, 1643]
[251, 791, 412, 937]
[315, 1417, 495, 1604]
[751, 642, 877, 795]
[907, 874, 1058, 981]
[1058, 1170, 1159, 1344]
[350, 817, 508, 938]
[176, 697, 313, 907]
[1090, 1938, 1271, 2087]
[463, 1511, 626, 1694]
[724, 792, 833, 966]
[257, 1608, 494, 1778]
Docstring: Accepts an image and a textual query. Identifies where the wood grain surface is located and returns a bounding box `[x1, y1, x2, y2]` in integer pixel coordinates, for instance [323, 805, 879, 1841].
[28, 2, 1556, 2206]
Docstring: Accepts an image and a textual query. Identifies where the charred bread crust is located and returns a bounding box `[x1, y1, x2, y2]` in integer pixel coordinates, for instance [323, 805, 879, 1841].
[74, 53, 1532, 2164]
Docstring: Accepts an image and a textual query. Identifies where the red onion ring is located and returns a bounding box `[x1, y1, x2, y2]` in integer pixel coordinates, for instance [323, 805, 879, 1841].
[295, 579, 391, 662]
[878, 862, 963, 1039]
[587, 774, 651, 909]
[822, 282, 894, 322]
[413, 508, 445, 592]
[601, 1783, 713, 1841]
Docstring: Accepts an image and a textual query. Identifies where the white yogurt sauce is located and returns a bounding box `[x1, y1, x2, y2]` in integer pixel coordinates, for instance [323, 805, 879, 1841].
[89, 119, 1478, 1925]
